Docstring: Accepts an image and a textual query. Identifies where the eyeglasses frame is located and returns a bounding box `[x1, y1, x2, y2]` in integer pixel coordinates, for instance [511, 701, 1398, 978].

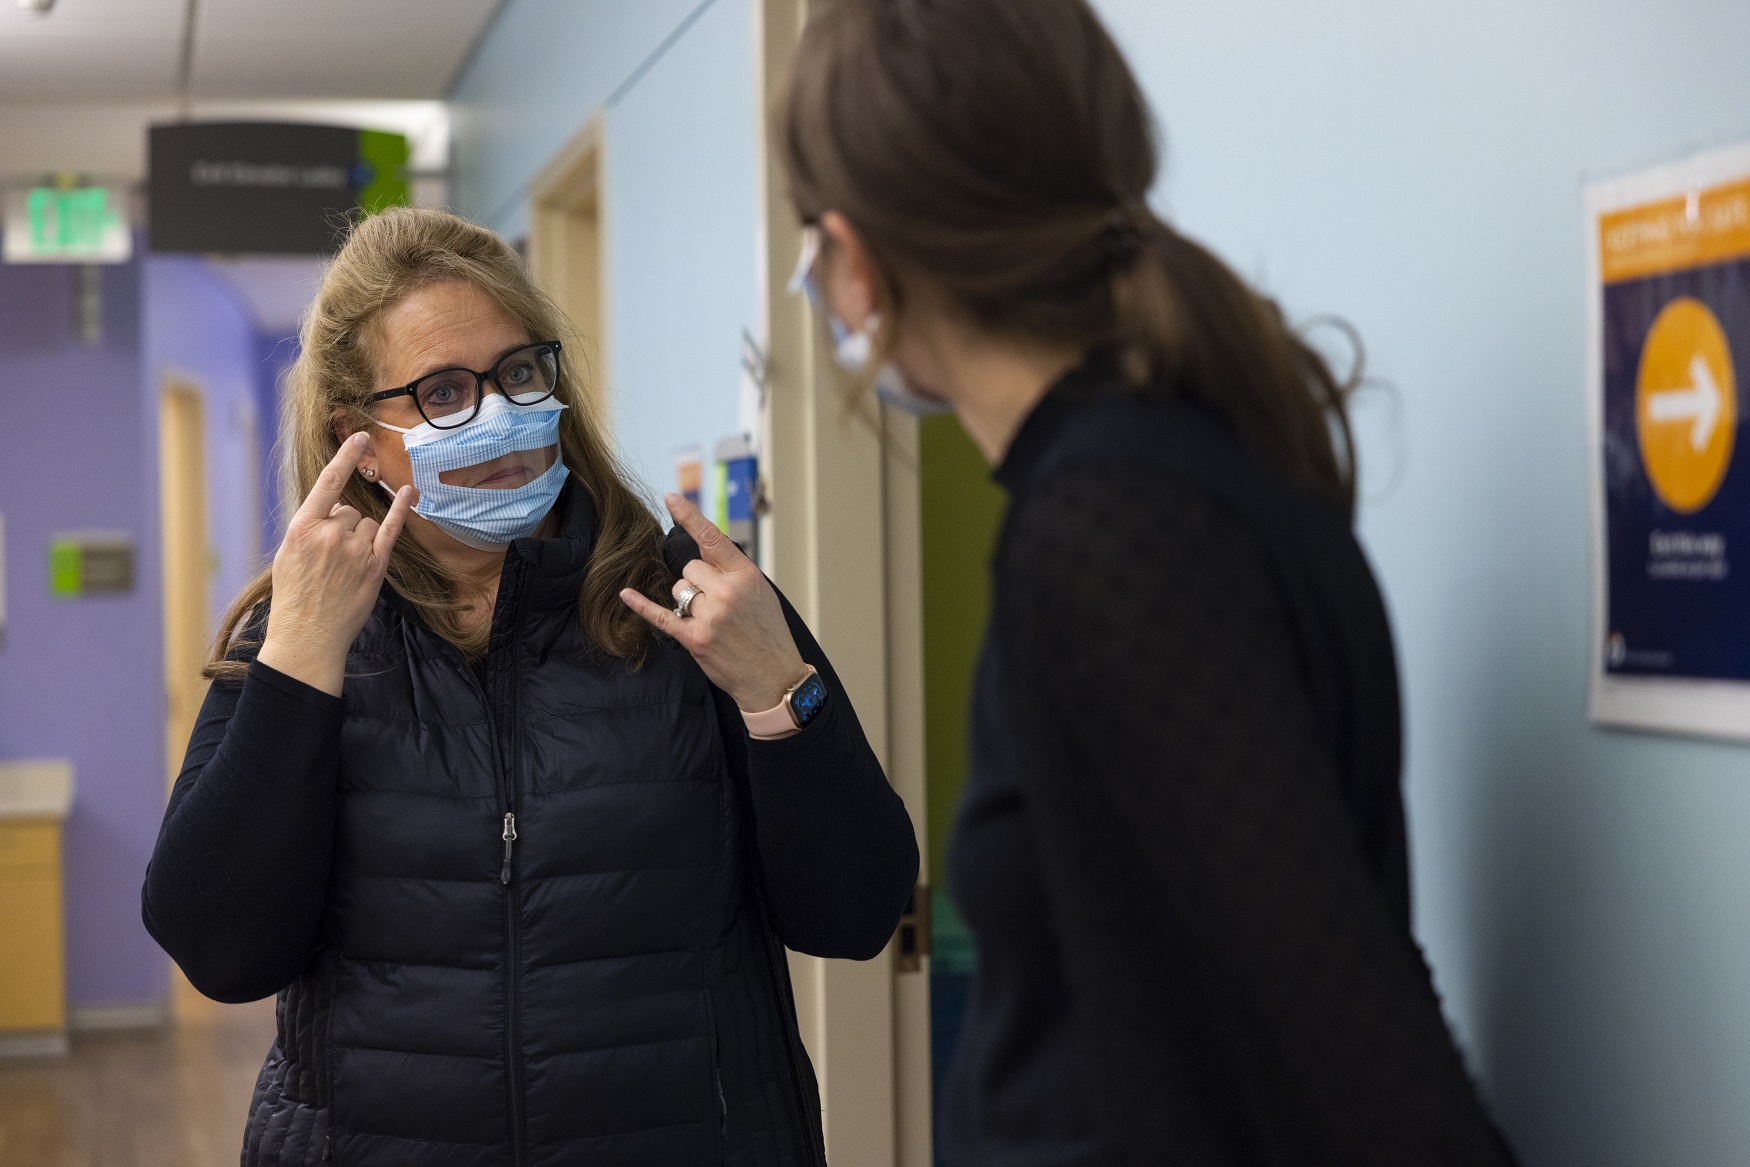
[367, 340, 564, 430]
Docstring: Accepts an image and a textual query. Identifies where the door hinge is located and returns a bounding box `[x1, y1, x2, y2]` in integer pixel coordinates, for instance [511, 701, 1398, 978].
[895, 883, 931, 973]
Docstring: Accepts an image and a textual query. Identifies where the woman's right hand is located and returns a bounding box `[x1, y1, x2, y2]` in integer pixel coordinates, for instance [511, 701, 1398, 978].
[257, 433, 415, 697]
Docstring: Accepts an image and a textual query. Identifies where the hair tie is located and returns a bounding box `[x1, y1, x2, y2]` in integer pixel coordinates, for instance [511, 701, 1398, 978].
[1100, 209, 1145, 270]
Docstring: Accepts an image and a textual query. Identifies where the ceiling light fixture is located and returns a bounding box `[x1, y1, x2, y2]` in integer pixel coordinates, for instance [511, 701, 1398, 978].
[18, 0, 56, 14]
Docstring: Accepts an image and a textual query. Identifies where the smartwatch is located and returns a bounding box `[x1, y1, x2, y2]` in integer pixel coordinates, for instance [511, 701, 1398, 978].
[742, 666, 828, 739]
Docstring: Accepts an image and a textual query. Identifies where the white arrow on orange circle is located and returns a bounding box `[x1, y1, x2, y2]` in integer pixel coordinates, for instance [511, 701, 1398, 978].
[1647, 355, 1723, 452]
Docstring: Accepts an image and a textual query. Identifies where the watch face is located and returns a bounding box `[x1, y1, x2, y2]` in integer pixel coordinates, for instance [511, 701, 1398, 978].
[789, 673, 829, 727]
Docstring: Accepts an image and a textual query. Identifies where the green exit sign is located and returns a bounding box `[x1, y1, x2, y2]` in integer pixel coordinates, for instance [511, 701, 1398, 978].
[3, 184, 131, 264]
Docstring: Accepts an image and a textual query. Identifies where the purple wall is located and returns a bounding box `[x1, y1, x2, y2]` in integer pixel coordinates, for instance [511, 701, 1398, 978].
[0, 249, 270, 1013]
[0, 255, 168, 1009]
[144, 258, 273, 620]
[253, 330, 299, 556]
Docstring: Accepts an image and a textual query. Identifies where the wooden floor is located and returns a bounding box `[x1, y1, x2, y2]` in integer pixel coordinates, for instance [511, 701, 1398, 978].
[0, 983, 276, 1167]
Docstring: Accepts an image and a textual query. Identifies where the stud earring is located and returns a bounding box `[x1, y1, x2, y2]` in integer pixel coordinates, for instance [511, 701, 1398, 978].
[362, 467, 377, 480]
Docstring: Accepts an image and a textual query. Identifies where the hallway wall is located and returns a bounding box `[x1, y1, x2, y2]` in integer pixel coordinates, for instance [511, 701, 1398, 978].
[1087, 2, 1750, 1163]
[0, 250, 278, 1018]
[0, 257, 163, 1014]
[144, 257, 274, 624]
[450, 0, 758, 515]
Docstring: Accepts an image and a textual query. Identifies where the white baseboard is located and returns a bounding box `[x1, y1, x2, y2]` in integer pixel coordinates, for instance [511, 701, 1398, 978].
[0, 1029, 70, 1059]
[68, 1000, 170, 1032]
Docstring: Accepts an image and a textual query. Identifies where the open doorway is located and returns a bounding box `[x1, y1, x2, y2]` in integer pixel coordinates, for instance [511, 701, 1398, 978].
[528, 115, 607, 420]
[916, 413, 1005, 1161]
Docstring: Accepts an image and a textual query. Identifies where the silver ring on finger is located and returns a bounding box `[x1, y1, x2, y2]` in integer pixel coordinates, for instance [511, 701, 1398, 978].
[674, 582, 702, 619]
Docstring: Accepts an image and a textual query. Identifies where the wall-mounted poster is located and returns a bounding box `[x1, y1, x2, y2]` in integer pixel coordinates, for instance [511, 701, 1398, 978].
[1587, 142, 1750, 740]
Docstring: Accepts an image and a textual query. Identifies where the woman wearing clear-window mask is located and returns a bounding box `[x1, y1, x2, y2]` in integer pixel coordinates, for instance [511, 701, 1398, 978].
[782, 1, 1521, 1164]
[141, 207, 917, 1166]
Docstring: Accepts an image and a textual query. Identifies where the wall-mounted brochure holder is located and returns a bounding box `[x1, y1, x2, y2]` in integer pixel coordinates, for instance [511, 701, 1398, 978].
[714, 435, 758, 562]
[675, 446, 703, 510]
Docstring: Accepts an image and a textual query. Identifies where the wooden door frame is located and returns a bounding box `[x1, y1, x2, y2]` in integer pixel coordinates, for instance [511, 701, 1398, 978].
[756, 2, 931, 1163]
[161, 376, 210, 1022]
[159, 376, 208, 796]
[528, 113, 610, 423]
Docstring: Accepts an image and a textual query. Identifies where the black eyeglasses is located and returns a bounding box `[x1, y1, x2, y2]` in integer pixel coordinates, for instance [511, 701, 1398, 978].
[369, 341, 563, 430]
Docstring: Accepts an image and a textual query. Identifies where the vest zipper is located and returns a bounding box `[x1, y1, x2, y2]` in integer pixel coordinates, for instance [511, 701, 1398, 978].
[477, 556, 529, 1167]
[502, 796, 526, 1167]
[502, 623, 528, 1167]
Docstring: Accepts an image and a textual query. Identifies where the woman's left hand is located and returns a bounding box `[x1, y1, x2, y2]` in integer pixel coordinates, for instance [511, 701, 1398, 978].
[620, 493, 809, 713]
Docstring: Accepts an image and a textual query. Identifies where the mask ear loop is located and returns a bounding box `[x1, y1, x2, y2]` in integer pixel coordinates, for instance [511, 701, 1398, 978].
[787, 225, 823, 296]
[787, 224, 871, 367]
[359, 419, 410, 503]
[349, 404, 413, 501]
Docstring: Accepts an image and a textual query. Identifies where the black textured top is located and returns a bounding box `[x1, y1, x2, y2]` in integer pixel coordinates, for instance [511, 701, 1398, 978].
[941, 358, 1519, 1166]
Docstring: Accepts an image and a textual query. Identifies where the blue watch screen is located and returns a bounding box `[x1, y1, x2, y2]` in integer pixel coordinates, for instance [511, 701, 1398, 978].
[791, 673, 828, 727]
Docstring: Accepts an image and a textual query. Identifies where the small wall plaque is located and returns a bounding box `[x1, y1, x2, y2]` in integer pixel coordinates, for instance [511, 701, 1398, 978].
[48, 532, 134, 598]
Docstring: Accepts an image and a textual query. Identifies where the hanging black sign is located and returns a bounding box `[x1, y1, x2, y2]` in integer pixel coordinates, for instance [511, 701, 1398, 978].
[148, 122, 408, 255]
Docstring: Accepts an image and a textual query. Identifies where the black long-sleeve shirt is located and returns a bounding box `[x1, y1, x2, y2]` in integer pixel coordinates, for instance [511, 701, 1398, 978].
[942, 366, 1519, 1166]
[143, 577, 917, 1004]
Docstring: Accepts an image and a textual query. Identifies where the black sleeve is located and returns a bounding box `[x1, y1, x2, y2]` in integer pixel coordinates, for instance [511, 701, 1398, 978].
[1000, 465, 1517, 1166]
[141, 656, 345, 1004]
[665, 528, 919, 961]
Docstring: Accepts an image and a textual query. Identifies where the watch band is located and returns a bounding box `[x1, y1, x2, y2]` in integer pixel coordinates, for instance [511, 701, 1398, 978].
[742, 665, 818, 739]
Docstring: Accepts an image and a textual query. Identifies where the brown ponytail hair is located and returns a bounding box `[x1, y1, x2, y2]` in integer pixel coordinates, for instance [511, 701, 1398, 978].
[205, 207, 670, 681]
[781, 0, 1357, 513]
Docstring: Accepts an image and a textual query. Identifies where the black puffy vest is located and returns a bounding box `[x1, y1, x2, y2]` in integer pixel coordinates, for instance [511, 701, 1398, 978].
[242, 491, 827, 1167]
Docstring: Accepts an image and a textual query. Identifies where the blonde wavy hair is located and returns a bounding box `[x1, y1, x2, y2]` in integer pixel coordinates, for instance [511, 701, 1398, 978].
[206, 207, 671, 681]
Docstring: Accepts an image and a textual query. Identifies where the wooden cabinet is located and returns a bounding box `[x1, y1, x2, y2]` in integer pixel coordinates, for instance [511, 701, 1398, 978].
[0, 760, 73, 1058]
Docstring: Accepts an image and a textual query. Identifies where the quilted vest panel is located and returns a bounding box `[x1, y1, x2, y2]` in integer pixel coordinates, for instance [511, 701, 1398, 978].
[240, 496, 824, 1167]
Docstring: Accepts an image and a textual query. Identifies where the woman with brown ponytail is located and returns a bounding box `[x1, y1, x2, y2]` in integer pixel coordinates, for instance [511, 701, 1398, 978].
[783, 2, 1521, 1164]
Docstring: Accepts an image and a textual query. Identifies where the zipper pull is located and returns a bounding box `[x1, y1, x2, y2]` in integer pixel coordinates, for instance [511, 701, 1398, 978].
[500, 812, 517, 885]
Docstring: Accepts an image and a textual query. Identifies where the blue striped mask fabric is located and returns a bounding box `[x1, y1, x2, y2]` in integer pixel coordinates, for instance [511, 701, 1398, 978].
[377, 393, 569, 550]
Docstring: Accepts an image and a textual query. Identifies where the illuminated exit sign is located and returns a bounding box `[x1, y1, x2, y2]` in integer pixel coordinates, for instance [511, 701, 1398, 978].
[2, 184, 131, 264]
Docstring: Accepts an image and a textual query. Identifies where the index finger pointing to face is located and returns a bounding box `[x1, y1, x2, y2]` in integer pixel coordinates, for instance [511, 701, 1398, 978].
[297, 433, 369, 525]
[665, 492, 748, 569]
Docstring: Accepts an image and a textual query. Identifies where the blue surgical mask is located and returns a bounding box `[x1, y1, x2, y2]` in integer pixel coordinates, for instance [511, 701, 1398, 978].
[787, 225, 953, 417]
[377, 392, 569, 550]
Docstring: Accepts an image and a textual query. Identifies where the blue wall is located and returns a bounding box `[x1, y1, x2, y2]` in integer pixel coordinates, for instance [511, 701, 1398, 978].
[1087, 2, 1750, 1163]
[451, 0, 711, 242]
[599, 0, 759, 508]
[450, 0, 757, 515]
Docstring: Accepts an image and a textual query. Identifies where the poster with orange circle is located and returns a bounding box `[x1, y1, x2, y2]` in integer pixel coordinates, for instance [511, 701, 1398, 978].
[1588, 144, 1750, 739]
